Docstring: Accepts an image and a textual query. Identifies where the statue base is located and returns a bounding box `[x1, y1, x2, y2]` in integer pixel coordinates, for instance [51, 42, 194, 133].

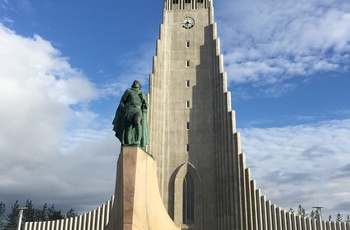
[105, 147, 180, 230]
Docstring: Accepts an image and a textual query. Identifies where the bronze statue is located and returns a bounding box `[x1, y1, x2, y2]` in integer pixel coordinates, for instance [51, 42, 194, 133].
[112, 80, 148, 148]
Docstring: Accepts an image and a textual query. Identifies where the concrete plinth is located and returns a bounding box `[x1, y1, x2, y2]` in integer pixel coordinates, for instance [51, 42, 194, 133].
[105, 147, 180, 230]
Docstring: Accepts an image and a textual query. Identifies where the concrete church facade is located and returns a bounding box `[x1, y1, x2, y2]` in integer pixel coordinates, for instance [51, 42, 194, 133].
[24, 0, 350, 230]
[146, 0, 242, 229]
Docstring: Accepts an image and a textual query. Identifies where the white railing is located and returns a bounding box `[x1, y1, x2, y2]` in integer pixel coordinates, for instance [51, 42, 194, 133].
[24, 197, 114, 230]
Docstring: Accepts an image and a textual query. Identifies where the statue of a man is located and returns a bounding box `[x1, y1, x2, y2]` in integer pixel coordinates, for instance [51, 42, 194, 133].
[112, 80, 148, 148]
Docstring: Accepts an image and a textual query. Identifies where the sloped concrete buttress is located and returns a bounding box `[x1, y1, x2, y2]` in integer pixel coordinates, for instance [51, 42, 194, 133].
[105, 147, 181, 230]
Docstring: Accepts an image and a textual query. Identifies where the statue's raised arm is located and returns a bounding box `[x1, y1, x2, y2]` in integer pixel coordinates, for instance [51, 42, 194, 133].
[112, 80, 148, 148]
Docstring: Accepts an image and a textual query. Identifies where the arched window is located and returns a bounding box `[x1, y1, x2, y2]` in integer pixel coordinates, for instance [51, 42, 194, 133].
[183, 173, 194, 224]
[185, 0, 191, 3]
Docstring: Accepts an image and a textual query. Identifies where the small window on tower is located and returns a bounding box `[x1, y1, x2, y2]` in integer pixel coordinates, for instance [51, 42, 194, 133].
[187, 122, 190, 130]
[186, 100, 190, 108]
[173, 0, 179, 4]
[186, 80, 190, 87]
[186, 60, 190, 67]
[186, 41, 190, 48]
[185, 0, 191, 3]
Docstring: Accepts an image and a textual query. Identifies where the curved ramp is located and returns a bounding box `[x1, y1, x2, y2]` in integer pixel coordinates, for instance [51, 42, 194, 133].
[105, 147, 180, 230]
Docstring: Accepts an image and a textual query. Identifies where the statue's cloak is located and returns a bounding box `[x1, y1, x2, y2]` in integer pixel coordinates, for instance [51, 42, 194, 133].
[112, 89, 148, 148]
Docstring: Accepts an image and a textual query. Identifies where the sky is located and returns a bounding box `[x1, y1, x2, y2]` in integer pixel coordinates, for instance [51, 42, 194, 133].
[0, 0, 349, 220]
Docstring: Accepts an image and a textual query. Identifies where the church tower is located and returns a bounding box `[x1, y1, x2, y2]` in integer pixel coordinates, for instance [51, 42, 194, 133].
[147, 0, 243, 229]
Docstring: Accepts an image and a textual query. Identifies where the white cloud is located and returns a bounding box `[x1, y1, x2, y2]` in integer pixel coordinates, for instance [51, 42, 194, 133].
[0, 24, 116, 213]
[217, 0, 350, 89]
[1, 16, 13, 24]
[241, 119, 350, 216]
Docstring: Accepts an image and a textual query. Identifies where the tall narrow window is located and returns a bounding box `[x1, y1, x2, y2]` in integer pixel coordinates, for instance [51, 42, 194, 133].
[186, 60, 190, 67]
[183, 173, 194, 224]
[186, 80, 190, 87]
[186, 100, 190, 108]
[186, 41, 190, 48]
[187, 122, 190, 130]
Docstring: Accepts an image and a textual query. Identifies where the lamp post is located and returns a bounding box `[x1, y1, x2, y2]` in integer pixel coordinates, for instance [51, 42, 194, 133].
[17, 207, 28, 230]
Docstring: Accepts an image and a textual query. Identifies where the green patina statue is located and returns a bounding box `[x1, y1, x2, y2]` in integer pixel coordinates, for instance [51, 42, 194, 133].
[112, 80, 148, 148]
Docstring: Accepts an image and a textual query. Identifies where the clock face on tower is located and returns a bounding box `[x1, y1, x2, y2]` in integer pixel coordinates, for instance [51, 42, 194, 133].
[182, 17, 195, 29]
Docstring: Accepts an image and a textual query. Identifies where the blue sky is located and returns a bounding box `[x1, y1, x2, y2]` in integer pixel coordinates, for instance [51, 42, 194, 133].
[0, 0, 349, 220]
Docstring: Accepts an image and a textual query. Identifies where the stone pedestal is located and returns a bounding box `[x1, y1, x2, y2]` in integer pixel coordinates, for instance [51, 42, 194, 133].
[105, 147, 180, 230]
